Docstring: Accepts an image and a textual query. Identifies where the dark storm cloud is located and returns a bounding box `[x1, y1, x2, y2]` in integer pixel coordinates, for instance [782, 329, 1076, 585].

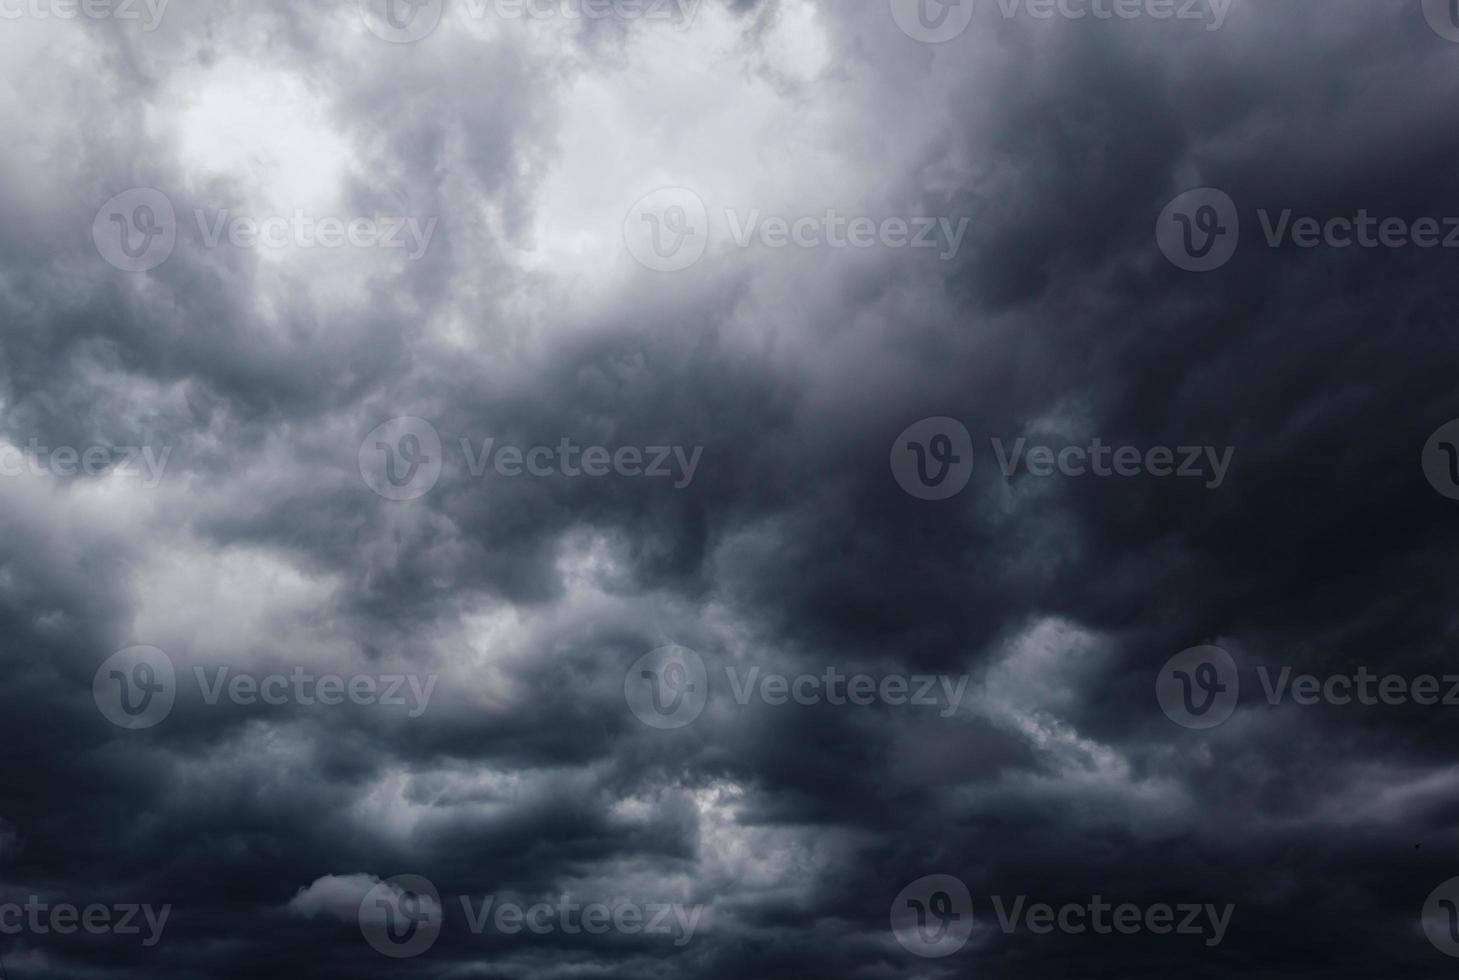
[2, 0, 1459, 977]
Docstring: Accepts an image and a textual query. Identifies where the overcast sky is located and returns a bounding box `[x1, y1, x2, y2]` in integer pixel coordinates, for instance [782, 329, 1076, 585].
[4, 0, 1459, 976]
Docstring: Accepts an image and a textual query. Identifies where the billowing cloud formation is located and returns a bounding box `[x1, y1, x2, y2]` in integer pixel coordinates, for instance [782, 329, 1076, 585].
[2, 0, 1459, 976]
